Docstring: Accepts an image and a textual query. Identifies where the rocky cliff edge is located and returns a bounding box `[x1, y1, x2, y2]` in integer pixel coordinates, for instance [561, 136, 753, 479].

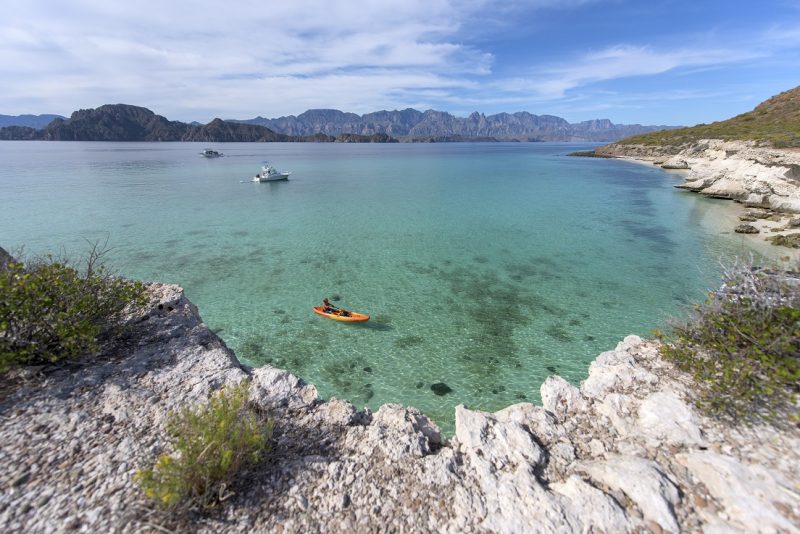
[1, 284, 798, 532]
[597, 139, 800, 214]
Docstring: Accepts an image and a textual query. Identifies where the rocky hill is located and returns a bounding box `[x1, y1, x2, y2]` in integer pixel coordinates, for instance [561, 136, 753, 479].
[608, 85, 800, 149]
[37, 104, 189, 141]
[237, 108, 674, 142]
[581, 86, 800, 253]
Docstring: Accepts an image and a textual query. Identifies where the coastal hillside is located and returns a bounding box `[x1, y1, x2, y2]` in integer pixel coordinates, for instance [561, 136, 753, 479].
[236, 108, 676, 142]
[589, 86, 800, 249]
[0, 105, 398, 143]
[608, 85, 800, 150]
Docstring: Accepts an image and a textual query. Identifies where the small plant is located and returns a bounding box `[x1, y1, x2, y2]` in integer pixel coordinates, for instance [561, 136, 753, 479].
[0, 244, 147, 370]
[660, 263, 800, 423]
[136, 380, 273, 510]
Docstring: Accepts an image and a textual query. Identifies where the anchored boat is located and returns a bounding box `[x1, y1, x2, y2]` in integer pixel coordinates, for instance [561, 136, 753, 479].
[251, 162, 290, 182]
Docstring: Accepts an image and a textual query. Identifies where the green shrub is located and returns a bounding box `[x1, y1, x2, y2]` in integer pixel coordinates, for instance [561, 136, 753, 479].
[136, 380, 273, 510]
[0, 253, 147, 370]
[660, 265, 800, 423]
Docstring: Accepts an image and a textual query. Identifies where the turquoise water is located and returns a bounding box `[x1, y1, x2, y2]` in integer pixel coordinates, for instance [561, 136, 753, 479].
[0, 141, 754, 431]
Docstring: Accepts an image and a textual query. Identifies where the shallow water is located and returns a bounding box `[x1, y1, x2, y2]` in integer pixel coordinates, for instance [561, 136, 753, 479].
[0, 141, 758, 432]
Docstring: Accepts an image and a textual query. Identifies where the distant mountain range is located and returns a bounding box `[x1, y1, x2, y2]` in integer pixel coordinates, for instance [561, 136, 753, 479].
[0, 113, 65, 129]
[0, 104, 677, 142]
[233, 109, 676, 142]
[0, 105, 394, 143]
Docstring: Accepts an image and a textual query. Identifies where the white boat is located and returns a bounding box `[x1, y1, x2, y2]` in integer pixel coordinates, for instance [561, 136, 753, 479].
[200, 148, 223, 158]
[251, 163, 290, 182]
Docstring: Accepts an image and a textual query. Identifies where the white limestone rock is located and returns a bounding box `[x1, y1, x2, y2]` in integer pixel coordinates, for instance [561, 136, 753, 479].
[580, 456, 681, 533]
[660, 157, 689, 170]
[595, 393, 637, 437]
[677, 451, 799, 533]
[541, 375, 587, 422]
[581, 336, 659, 400]
[455, 404, 545, 470]
[552, 475, 634, 533]
[249, 365, 318, 409]
[494, 402, 564, 446]
[453, 405, 580, 533]
[637, 390, 704, 447]
[369, 403, 442, 457]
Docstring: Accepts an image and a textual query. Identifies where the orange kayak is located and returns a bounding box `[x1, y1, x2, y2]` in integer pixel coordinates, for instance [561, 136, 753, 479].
[313, 306, 370, 322]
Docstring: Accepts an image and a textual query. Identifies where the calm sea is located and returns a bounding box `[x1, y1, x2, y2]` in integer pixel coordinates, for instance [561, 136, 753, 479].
[0, 141, 756, 431]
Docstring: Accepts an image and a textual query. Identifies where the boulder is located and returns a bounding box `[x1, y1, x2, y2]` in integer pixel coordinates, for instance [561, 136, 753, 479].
[660, 157, 689, 170]
[734, 224, 759, 234]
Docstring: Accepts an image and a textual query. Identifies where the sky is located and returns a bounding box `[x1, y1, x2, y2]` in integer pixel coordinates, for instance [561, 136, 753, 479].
[1, 0, 798, 126]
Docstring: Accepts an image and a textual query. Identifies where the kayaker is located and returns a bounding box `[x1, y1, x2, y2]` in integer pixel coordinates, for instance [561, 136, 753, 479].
[322, 298, 339, 313]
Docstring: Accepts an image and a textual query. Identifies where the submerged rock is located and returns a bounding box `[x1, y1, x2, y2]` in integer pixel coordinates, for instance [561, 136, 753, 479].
[768, 233, 800, 248]
[430, 382, 453, 396]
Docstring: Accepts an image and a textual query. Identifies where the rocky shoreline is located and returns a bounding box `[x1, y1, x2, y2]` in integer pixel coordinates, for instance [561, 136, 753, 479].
[1, 283, 798, 533]
[593, 139, 800, 259]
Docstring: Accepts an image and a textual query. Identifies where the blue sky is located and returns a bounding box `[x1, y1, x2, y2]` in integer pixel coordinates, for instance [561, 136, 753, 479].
[1, 0, 798, 125]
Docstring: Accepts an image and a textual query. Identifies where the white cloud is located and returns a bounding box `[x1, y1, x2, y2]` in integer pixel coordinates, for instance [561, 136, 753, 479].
[0, 0, 796, 123]
[0, 0, 504, 118]
[523, 44, 764, 99]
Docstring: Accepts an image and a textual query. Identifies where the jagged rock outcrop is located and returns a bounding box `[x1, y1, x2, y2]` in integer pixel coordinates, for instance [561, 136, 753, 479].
[1, 285, 797, 532]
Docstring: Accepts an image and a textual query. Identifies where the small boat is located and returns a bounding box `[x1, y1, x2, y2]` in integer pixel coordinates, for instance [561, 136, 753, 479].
[200, 148, 223, 158]
[251, 163, 290, 182]
[313, 306, 370, 322]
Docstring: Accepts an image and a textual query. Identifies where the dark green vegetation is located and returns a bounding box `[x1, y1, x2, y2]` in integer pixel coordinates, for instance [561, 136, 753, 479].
[0, 246, 147, 371]
[616, 86, 800, 148]
[659, 264, 800, 423]
[136, 380, 273, 510]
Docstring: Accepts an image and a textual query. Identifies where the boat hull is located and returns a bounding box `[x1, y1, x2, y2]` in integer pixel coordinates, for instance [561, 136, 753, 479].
[253, 172, 290, 182]
[313, 306, 370, 322]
